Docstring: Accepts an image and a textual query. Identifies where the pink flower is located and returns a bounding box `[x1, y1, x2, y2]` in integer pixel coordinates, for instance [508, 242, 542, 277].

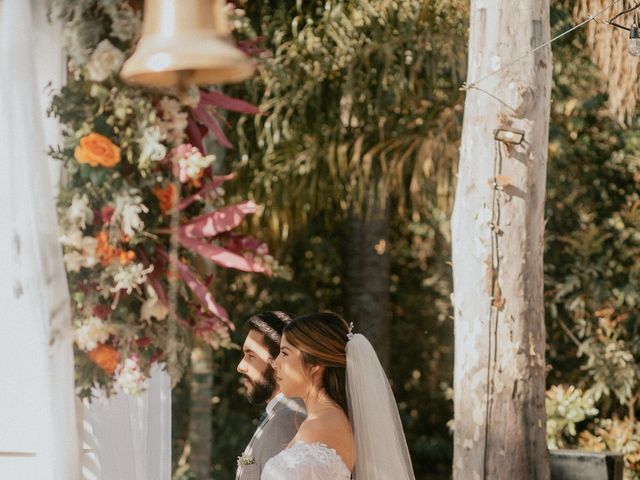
[98, 205, 115, 225]
[170, 144, 216, 184]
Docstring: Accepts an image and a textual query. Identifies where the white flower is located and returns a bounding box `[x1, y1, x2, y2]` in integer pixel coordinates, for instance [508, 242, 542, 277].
[137, 126, 167, 169]
[110, 262, 154, 294]
[157, 97, 189, 145]
[141, 284, 169, 322]
[63, 251, 85, 272]
[176, 146, 216, 183]
[113, 190, 149, 238]
[60, 226, 84, 250]
[74, 316, 111, 351]
[68, 193, 94, 230]
[115, 357, 148, 395]
[61, 228, 98, 272]
[85, 40, 125, 82]
[113, 93, 133, 121]
[80, 236, 99, 267]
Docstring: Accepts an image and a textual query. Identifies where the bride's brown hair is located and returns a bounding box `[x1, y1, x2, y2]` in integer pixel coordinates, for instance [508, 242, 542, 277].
[283, 312, 350, 416]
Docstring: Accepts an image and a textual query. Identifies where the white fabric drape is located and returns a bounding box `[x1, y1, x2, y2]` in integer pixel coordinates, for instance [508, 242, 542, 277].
[83, 364, 172, 480]
[0, 0, 79, 479]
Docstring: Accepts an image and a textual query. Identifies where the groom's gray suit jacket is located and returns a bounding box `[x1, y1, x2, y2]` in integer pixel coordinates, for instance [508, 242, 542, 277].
[236, 396, 305, 480]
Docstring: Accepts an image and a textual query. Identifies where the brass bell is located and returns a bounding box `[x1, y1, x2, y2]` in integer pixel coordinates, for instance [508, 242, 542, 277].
[120, 0, 255, 87]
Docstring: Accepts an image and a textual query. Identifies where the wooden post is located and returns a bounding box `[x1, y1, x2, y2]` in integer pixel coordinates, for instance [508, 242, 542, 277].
[451, 1, 552, 478]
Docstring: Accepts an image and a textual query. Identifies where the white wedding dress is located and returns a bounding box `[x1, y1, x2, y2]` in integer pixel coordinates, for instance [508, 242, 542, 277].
[261, 440, 351, 480]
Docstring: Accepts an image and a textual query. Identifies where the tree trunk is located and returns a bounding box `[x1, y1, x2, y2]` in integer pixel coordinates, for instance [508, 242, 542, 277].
[346, 195, 391, 368]
[188, 347, 213, 479]
[451, 2, 551, 479]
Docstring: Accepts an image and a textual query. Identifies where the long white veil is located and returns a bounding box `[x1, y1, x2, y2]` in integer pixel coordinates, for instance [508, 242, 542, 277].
[346, 334, 415, 480]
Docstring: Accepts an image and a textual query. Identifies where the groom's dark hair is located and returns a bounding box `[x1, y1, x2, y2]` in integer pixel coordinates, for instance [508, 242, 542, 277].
[246, 311, 294, 358]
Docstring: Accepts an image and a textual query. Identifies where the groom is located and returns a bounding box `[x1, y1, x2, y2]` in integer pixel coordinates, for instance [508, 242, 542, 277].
[235, 311, 305, 480]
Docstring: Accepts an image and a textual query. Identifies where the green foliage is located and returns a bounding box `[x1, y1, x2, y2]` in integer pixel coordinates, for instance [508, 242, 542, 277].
[229, 0, 465, 240]
[546, 385, 598, 449]
[546, 1, 640, 409]
[544, 2, 640, 476]
[388, 212, 454, 478]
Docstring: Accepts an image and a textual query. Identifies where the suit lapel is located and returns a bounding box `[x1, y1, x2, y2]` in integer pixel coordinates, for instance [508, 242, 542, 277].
[236, 400, 284, 480]
[244, 400, 283, 452]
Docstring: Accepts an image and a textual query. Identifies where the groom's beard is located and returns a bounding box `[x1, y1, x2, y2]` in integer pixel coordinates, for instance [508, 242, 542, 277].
[243, 366, 277, 405]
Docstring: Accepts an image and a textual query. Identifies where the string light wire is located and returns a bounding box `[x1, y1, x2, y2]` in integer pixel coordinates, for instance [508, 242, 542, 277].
[462, 0, 625, 91]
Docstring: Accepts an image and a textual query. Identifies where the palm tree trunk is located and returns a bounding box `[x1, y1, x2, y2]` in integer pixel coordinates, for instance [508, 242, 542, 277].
[345, 195, 391, 368]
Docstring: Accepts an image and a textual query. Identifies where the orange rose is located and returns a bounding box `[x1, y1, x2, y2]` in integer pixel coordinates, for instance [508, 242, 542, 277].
[88, 344, 119, 374]
[96, 231, 118, 266]
[153, 183, 177, 214]
[74, 133, 121, 168]
[118, 250, 136, 265]
[96, 231, 135, 266]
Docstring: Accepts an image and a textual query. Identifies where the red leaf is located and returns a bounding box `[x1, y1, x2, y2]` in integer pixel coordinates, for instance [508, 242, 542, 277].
[180, 201, 258, 238]
[175, 173, 236, 211]
[135, 337, 152, 348]
[221, 233, 268, 255]
[236, 37, 269, 57]
[150, 349, 164, 363]
[92, 304, 111, 319]
[173, 259, 230, 323]
[190, 106, 233, 149]
[178, 235, 268, 274]
[98, 205, 115, 225]
[200, 90, 260, 114]
[146, 274, 169, 306]
[186, 117, 207, 155]
[125, 258, 192, 336]
[194, 312, 234, 335]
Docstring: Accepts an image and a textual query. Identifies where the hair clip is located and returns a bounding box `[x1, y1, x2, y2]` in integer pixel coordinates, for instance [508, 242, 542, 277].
[347, 322, 355, 340]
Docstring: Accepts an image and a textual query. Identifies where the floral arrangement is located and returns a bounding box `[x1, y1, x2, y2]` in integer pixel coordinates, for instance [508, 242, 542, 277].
[50, 0, 269, 397]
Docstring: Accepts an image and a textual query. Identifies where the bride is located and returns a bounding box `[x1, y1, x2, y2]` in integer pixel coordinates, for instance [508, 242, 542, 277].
[261, 312, 415, 480]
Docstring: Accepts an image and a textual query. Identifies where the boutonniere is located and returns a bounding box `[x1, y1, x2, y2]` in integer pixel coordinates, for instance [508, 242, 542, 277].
[237, 452, 255, 467]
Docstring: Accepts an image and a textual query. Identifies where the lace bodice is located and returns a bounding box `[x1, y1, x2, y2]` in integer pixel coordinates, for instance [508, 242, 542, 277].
[261, 440, 351, 480]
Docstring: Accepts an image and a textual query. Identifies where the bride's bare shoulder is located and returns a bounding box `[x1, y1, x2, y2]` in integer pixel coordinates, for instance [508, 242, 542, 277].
[296, 407, 354, 468]
[298, 409, 351, 438]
